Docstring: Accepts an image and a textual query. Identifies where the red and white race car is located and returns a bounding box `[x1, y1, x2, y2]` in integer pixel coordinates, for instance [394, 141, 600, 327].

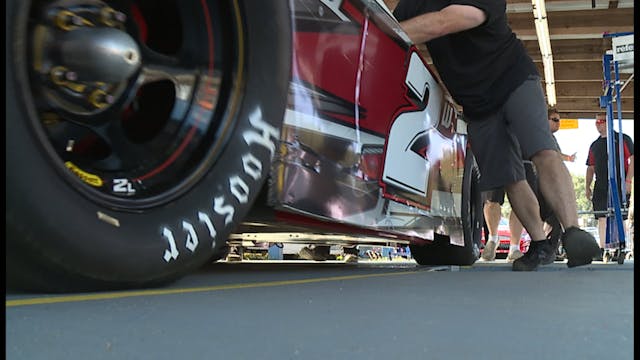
[6, 0, 483, 292]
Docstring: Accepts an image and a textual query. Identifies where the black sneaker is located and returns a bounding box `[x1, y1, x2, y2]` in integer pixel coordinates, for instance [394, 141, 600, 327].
[562, 227, 601, 268]
[512, 239, 555, 271]
[541, 231, 559, 265]
[539, 245, 556, 265]
[546, 220, 562, 264]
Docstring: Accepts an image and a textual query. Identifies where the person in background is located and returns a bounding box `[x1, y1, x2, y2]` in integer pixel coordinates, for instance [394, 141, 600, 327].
[544, 107, 575, 260]
[482, 109, 572, 264]
[585, 112, 634, 259]
[481, 190, 525, 263]
[547, 108, 576, 162]
[392, 0, 600, 271]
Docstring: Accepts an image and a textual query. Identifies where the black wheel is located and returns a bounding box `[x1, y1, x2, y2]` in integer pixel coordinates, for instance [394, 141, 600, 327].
[410, 149, 483, 266]
[6, 0, 291, 292]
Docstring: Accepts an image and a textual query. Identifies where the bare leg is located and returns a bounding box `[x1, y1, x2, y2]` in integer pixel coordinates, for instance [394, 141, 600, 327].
[481, 200, 502, 261]
[505, 180, 546, 241]
[506, 211, 526, 262]
[531, 149, 579, 229]
[597, 217, 606, 249]
[509, 211, 524, 246]
[483, 201, 501, 236]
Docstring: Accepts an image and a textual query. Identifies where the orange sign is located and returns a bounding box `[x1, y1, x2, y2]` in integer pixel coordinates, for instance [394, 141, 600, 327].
[559, 119, 579, 129]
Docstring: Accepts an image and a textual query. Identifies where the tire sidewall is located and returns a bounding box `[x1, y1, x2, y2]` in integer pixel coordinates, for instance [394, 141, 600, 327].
[462, 148, 483, 262]
[6, 0, 292, 285]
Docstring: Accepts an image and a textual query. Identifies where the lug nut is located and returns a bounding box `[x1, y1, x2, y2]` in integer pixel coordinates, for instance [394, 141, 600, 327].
[55, 10, 90, 30]
[65, 71, 78, 81]
[71, 15, 84, 26]
[89, 89, 114, 109]
[50, 66, 68, 85]
[50, 66, 80, 84]
[101, 7, 127, 27]
[114, 11, 127, 23]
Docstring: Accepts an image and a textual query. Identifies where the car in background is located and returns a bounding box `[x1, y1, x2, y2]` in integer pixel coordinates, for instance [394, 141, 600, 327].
[481, 218, 530, 258]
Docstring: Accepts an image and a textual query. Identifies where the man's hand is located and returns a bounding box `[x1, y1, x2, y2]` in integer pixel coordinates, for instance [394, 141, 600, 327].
[562, 152, 576, 162]
[585, 187, 592, 200]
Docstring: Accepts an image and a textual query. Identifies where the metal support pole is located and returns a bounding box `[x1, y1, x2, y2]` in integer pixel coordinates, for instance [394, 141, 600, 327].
[613, 61, 627, 206]
[601, 52, 626, 250]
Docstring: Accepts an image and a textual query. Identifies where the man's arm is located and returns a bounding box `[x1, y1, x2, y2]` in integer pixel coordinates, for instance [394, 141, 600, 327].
[398, 5, 486, 44]
[586, 165, 595, 200]
[624, 135, 634, 193]
[625, 155, 634, 194]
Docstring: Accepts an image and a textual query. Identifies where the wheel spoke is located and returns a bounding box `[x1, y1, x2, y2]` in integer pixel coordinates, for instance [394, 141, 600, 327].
[137, 64, 198, 102]
[26, 0, 228, 201]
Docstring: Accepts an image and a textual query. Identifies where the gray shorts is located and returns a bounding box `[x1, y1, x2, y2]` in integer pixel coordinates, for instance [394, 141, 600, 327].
[481, 161, 536, 205]
[466, 76, 556, 191]
[483, 189, 505, 205]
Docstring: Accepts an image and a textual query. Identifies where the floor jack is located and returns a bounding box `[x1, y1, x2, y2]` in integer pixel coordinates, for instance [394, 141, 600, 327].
[602, 210, 628, 265]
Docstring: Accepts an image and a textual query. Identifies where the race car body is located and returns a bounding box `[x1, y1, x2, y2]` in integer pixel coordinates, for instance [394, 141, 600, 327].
[233, 0, 482, 260]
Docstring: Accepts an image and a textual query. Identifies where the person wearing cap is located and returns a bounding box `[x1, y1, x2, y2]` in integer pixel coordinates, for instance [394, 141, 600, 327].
[392, 0, 601, 271]
[585, 112, 634, 258]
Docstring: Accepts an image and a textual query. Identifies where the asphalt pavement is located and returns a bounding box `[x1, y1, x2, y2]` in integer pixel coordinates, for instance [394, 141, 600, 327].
[6, 258, 635, 360]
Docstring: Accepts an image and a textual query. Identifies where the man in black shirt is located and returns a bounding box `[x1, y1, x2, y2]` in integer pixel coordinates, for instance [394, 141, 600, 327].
[586, 112, 634, 255]
[393, 0, 600, 270]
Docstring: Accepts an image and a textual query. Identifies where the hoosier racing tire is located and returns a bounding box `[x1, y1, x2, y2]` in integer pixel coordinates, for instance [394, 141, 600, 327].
[6, 0, 291, 292]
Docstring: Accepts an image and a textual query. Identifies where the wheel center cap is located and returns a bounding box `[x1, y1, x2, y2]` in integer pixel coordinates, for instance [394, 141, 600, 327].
[59, 27, 141, 83]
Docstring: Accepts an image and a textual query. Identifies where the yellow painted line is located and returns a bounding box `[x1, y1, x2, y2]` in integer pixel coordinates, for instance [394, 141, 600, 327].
[6, 270, 421, 307]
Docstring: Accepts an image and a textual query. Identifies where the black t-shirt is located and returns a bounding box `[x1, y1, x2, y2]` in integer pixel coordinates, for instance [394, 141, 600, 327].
[393, 0, 539, 118]
[586, 132, 634, 191]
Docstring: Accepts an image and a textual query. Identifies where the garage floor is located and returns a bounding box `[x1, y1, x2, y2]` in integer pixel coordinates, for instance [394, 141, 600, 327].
[6, 259, 634, 360]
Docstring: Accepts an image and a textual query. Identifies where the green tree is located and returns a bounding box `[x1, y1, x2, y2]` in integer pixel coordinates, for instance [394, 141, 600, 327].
[572, 174, 591, 212]
[501, 199, 512, 220]
[573, 173, 598, 227]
